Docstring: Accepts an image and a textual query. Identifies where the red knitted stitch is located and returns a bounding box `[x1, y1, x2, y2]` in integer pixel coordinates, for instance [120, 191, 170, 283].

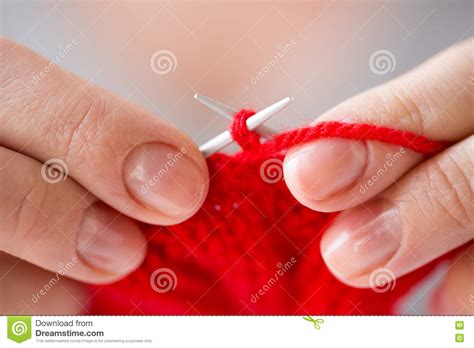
[89, 109, 458, 315]
[228, 109, 261, 151]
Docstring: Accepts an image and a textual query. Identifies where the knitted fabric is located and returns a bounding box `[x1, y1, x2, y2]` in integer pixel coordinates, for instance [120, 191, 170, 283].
[89, 110, 457, 315]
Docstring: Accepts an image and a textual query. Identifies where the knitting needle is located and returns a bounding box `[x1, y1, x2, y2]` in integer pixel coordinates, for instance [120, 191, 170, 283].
[194, 94, 237, 119]
[194, 94, 277, 138]
[199, 96, 293, 157]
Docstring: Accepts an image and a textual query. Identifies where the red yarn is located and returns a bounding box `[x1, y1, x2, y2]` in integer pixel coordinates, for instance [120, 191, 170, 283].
[229, 109, 261, 151]
[89, 109, 455, 315]
[230, 110, 450, 161]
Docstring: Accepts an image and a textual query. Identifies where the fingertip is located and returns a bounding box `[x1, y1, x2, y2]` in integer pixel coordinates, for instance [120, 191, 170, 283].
[76, 202, 147, 282]
[284, 138, 367, 209]
[122, 142, 209, 224]
[320, 201, 402, 284]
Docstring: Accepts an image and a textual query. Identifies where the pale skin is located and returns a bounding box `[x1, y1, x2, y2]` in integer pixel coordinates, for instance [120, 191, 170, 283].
[0, 38, 472, 314]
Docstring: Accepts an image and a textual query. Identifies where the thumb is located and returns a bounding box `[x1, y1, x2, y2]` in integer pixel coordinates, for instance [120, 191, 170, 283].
[283, 39, 472, 213]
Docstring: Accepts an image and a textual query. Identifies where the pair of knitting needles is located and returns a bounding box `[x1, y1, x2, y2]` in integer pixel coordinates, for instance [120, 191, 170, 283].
[195, 94, 293, 157]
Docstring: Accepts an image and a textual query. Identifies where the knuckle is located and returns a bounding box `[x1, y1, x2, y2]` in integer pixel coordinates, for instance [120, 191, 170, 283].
[370, 86, 428, 134]
[14, 184, 50, 243]
[0, 166, 49, 249]
[54, 89, 109, 164]
[0, 146, 94, 252]
[389, 86, 427, 133]
[423, 149, 473, 230]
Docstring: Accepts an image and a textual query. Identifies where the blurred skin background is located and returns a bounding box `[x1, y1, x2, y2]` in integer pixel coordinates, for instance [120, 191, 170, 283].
[0, 0, 472, 314]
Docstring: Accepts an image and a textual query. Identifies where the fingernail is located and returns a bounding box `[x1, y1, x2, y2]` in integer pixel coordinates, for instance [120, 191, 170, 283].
[285, 139, 367, 200]
[76, 203, 146, 274]
[123, 143, 206, 217]
[321, 202, 402, 278]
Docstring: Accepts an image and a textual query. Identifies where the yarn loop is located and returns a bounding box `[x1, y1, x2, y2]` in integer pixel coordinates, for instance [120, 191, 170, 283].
[228, 109, 260, 151]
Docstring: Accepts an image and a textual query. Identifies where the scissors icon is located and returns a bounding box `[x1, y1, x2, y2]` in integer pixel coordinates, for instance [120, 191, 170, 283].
[303, 316, 324, 330]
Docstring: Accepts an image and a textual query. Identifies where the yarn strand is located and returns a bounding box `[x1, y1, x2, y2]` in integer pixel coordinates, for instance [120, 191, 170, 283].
[229, 109, 450, 161]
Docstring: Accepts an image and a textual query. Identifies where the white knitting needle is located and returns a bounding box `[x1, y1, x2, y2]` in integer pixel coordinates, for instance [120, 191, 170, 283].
[194, 94, 237, 119]
[194, 94, 277, 138]
[199, 96, 293, 157]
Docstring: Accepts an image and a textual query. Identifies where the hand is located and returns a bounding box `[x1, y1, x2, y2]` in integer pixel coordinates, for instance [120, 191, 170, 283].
[284, 40, 473, 313]
[0, 38, 209, 284]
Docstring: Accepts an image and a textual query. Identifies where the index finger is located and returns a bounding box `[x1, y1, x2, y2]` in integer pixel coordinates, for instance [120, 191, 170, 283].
[0, 38, 209, 225]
